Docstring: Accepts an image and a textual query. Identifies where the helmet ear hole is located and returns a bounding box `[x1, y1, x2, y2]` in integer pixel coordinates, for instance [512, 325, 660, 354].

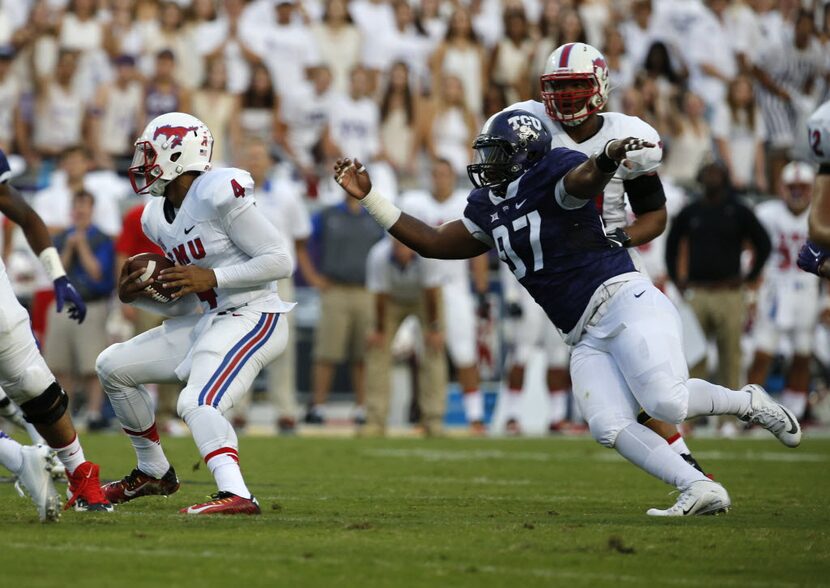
[170, 152, 182, 162]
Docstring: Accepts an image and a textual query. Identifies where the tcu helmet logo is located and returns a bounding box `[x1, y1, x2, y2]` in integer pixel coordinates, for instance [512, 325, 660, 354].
[507, 114, 542, 143]
[153, 125, 198, 148]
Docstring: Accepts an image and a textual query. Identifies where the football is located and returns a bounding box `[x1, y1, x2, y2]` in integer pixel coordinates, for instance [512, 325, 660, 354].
[127, 252, 177, 303]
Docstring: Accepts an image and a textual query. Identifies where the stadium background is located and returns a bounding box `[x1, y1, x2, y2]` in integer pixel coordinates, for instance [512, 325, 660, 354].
[0, 0, 828, 435]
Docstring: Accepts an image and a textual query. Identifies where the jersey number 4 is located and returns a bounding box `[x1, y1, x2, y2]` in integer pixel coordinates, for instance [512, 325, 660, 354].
[493, 211, 543, 279]
[231, 179, 245, 198]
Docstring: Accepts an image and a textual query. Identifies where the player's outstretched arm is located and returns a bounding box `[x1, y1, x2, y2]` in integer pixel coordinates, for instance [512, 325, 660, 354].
[0, 183, 52, 255]
[0, 182, 87, 322]
[334, 158, 490, 260]
[563, 138, 656, 200]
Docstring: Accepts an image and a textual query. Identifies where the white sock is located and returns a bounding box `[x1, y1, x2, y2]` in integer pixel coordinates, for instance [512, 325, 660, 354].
[123, 423, 170, 479]
[209, 457, 251, 499]
[52, 434, 85, 475]
[548, 389, 568, 424]
[462, 390, 484, 423]
[667, 432, 690, 456]
[105, 383, 171, 476]
[781, 390, 808, 420]
[503, 389, 522, 420]
[185, 405, 250, 498]
[0, 431, 23, 473]
[686, 379, 751, 419]
[614, 423, 708, 490]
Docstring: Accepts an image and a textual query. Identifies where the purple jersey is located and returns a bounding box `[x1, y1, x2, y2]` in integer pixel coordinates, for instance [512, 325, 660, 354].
[462, 147, 635, 333]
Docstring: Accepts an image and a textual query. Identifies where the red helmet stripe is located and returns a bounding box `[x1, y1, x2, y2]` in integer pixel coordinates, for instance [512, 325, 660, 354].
[558, 43, 575, 68]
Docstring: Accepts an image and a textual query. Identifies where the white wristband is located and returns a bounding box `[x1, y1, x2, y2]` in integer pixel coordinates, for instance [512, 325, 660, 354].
[38, 246, 66, 281]
[360, 188, 401, 230]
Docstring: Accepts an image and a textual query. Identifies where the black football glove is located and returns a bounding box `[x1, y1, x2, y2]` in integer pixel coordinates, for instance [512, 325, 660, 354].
[606, 227, 632, 248]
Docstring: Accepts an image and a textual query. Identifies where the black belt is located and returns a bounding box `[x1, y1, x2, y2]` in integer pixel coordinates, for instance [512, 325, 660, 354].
[217, 303, 248, 316]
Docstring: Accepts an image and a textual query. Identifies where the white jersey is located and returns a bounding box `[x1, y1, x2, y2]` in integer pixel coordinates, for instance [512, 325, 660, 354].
[755, 199, 818, 289]
[141, 167, 294, 315]
[400, 188, 470, 284]
[807, 100, 830, 164]
[504, 101, 663, 230]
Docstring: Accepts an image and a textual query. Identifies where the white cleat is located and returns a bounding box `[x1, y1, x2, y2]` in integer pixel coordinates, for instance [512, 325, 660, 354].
[647, 480, 731, 517]
[40, 445, 66, 481]
[14, 445, 61, 522]
[741, 384, 802, 448]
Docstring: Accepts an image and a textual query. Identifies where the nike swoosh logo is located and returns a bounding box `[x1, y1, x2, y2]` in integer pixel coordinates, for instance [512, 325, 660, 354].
[634, 290, 646, 298]
[809, 247, 821, 256]
[123, 482, 149, 498]
[516, 199, 527, 209]
[184, 226, 196, 235]
[783, 409, 799, 435]
[682, 497, 700, 516]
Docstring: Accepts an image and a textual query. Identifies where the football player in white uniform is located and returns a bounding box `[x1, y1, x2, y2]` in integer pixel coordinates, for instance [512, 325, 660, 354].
[501, 42, 704, 470]
[750, 162, 821, 420]
[0, 147, 112, 513]
[798, 101, 830, 277]
[401, 159, 490, 433]
[97, 113, 295, 515]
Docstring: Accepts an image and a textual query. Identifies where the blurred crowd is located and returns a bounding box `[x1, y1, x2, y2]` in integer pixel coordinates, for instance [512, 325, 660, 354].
[0, 0, 829, 436]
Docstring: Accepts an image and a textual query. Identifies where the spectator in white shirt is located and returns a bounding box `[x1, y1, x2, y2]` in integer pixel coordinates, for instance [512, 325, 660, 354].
[281, 65, 335, 181]
[256, 0, 321, 101]
[197, 0, 262, 95]
[713, 75, 768, 194]
[89, 54, 144, 172]
[687, 0, 738, 112]
[32, 146, 128, 239]
[312, 0, 362, 95]
[323, 65, 380, 165]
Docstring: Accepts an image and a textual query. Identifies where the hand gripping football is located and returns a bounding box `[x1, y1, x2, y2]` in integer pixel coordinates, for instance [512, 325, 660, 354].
[127, 253, 176, 303]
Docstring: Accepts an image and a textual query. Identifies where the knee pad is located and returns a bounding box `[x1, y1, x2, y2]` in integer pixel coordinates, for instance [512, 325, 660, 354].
[95, 345, 120, 387]
[640, 383, 689, 424]
[20, 382, 68, 425]
[176, 388, 200, 421]
[587, 412, 630, 448]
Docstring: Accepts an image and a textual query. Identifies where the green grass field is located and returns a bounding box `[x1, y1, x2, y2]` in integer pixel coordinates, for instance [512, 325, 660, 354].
[1, 434, 829, 588]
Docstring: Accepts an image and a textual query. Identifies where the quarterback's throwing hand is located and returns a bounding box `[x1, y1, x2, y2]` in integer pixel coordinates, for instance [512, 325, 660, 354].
[605, 137, 656, 162]
[334, 158, 373, 199]
[160, 265, 218, 299]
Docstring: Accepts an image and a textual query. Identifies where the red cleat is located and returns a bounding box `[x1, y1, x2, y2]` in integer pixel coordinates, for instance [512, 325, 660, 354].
[102, 467, 180, 504]
[180, 492, 261, 515]
[65, 461, 114, 512]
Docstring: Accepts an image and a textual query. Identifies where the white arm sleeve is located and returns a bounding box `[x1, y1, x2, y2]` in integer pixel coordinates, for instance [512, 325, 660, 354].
[213, 204, 294, 288]
[554, 177, 589, 210]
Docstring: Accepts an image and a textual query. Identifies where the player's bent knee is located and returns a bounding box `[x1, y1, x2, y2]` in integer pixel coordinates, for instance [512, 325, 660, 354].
[640, 383, 689, 424]
[176, 391, 205, 421]
[95, 344, 123, 388]
[587, 413, 628, 448]
[20, 382, 68, 425]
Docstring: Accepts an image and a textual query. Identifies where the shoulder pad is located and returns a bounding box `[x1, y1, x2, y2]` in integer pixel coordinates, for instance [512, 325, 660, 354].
[191, 168, 255, 221]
